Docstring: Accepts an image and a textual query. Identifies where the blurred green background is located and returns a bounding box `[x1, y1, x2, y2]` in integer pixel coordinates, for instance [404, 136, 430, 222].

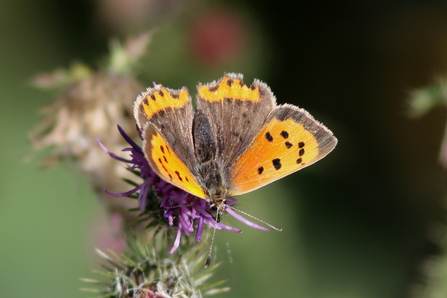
[1, 0, 447, 297]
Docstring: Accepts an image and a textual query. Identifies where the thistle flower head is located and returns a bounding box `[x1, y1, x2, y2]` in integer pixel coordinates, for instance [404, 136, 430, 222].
[101, 125, 270, 253]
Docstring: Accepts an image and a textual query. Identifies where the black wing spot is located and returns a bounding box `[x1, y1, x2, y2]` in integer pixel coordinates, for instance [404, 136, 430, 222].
[158, 158, 168, 173]
[174, 171, 183, 182]
[171, 92, 179, 99]
[296, 158, 302, 164]
[299, 148, 305, 156]
[150, 93, 156, 101]
[143, 98, 149, 105]
[160, 145, 165, 154]
[258, 167, 264, 174]
[265, 132, 274, 142]
[285, 142, 293, 149]
[298, 141, 305, 148]
[209, 85, 219, 92]
[163, 156, 168, 163]
[159, 90, 164, 97]
[272, 158, 281, 170]
[280, 131, 289, 139]
[227, 79, 233, 86]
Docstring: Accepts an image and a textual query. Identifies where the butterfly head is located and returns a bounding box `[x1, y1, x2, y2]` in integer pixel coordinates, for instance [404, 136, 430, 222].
[208, 195, 227, 220]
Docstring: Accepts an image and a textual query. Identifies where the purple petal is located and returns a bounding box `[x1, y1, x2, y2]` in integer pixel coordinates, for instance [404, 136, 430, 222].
[97, 139, 132, 163]
[104, 185, 141, 197]
[217, 222, 242, 233]
[117, 125, 143, 155]
[168, 227, 182, 254]
[225, 208, 269, 231]
[195, 216, 204, 242]
[138, 183, 152, 211]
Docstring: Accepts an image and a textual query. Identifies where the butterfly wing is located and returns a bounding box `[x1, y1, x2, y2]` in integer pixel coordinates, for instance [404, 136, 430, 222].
[229, 104, 337, 195]
[134, 85, 206, 199]
[196, 73, 276, 182]
[143, 123, 206, 199]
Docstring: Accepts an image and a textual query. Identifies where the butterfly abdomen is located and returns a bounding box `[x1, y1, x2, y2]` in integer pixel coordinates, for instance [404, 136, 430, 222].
[193, 109, 217, 163]
[193, 107, 228, 200]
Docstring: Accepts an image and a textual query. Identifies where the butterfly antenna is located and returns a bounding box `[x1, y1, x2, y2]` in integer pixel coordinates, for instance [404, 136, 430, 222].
[228, 206, 283, 231]
[205, 226, 217, 268]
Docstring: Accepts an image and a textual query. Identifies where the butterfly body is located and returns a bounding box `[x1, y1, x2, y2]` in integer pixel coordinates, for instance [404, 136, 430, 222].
[134, 73, 337, 216]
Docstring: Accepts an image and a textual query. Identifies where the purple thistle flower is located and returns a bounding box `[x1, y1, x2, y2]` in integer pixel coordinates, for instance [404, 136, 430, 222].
[99, 125, 269, 253]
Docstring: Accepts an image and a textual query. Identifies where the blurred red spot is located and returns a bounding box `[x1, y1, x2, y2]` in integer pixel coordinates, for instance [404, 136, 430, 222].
[189, 9, 247, 66]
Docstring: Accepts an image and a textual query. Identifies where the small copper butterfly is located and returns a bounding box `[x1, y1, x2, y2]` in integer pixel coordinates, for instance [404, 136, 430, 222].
[134, 73, 337, 217]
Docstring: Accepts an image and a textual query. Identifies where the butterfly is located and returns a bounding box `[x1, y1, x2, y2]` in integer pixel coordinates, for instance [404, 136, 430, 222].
[134, 73, 337, 218]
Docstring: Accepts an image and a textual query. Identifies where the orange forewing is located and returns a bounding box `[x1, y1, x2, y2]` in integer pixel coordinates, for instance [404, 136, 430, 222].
[230, 117, 327, 195]
[143, 124, 206, 199]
